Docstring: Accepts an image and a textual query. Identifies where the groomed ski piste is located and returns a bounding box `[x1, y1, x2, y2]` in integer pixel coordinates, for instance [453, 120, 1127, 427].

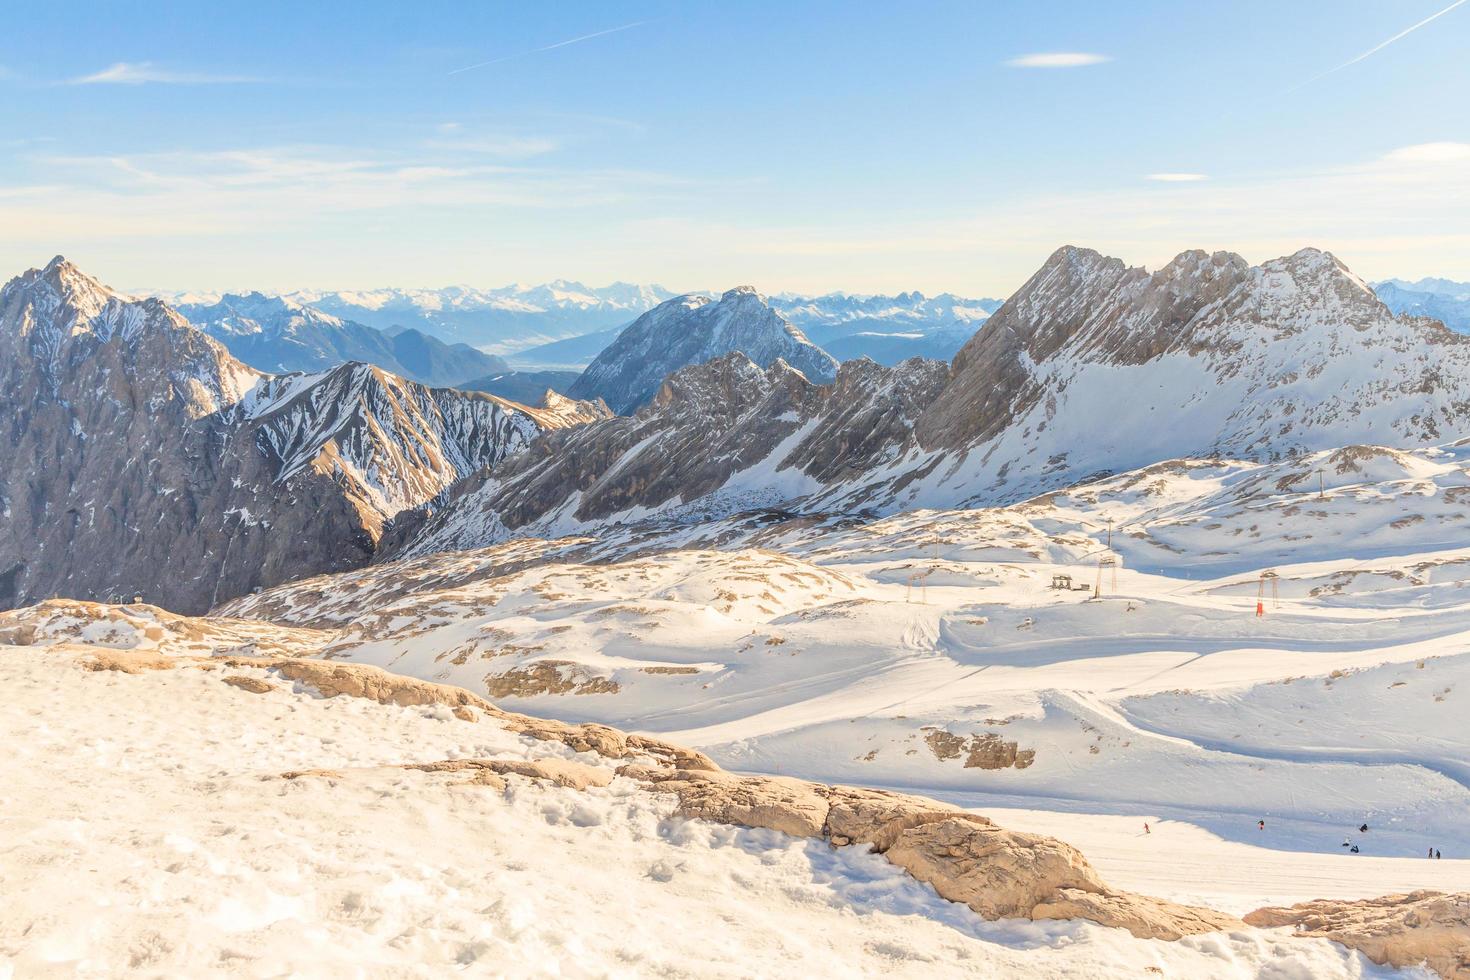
[6, 442, 1470, 976]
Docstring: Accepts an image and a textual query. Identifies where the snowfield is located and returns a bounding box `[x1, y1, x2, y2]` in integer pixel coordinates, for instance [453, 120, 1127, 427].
[0, 649, 1416, 979]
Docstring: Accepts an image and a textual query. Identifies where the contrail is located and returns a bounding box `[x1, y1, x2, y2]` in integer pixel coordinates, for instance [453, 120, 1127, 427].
[449, 21, 647, 75]
[1290, 0, 1468, 91]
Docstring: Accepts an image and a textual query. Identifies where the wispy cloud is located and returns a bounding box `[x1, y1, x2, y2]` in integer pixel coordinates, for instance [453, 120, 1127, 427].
[69, 61, 261, 85]
[449, 21, 647, 76]
[1005, 52, 1111, 69]
[1291, 0, 1468, 91]
[1146, 173, 1209, 182]
[1383, 141, 1470, 164]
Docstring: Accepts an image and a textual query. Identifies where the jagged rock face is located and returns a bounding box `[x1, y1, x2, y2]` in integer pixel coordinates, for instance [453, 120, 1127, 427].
[566, 287, 840, 414]
[177, 292, 508, 385]
[385, 352, 948, 558]
[0, 258, 600, 614]
[234, 363, 582, 537]
[912, 246, 1470, 502]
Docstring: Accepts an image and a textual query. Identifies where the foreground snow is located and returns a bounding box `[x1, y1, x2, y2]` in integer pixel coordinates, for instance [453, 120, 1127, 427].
[0, 649, 1415, 978]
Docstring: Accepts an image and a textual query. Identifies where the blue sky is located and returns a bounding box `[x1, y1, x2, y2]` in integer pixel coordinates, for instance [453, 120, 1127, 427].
[1, 0, 1467, 295]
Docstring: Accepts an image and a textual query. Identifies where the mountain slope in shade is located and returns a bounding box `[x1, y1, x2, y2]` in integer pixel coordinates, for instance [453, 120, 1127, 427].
[1373, 279, 1470, 333]
[0, 257, 601, 613]
[566, 287, 841, 414]
[389, 245, 1470, 557]
[177, 292, 508, 385]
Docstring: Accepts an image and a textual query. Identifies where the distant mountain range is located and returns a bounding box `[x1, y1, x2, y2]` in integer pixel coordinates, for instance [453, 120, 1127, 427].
[267, 281, 678, 354]
[388, 246, 1470, 557]
[507, 289, 1004, 370]
[174, 292, 509, 386]
[0, 257, 606, 613]
[1373, 277, 1470, 333]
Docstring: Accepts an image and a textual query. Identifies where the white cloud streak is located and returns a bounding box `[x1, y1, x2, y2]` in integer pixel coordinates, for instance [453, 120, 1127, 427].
[1383, 141, 1470, 163]
[69, 62, 261, 85]
[1146, 173, 1209, 182]
[449, 21, 647, 75]
[1005, 52, 1111, 68]
[1291, 0, 1468, 90]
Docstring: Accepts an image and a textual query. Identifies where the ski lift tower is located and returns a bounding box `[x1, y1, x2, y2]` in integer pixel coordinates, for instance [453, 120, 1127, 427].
[1094, 556, 1118, 599]
[1256, 570, 1279, 617]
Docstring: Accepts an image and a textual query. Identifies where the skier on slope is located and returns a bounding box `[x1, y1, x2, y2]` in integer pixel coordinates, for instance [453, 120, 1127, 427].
[1258, 819, 1265, 831]
[1359, 823, 1368, 833]
[1144, 822, 1150, 835]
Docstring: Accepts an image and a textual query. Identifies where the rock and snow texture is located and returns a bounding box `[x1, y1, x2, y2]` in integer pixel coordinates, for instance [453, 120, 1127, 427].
[0, 257, 603, 614]
[387, 351, 947, 557]
[0, 646, 1425, 978]
[389, 246, 1470, 557]
[176, 291, 508, 386]
[566, 287, 841, 414]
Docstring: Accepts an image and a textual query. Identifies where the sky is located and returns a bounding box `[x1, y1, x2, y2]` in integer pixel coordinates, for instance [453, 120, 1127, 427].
[1, 0, 1468, 297]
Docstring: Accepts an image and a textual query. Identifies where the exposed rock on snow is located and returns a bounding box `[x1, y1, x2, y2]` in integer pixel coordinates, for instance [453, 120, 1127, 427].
[619, 761, 1243, 939]
[1246, 890, 1470, 979]
[566, 287, 840, 414]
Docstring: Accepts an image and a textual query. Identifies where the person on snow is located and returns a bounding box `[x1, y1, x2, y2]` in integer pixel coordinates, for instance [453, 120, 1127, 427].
[1350, 845, 1360, 853]
[1344, 838, 1353, 848]
[1430, 847, 1436, 859]
[1258, 819, 1265, 831]
[1436, 849, 1442, 859]
[1359, 823, 1369, 833]
[1144, 822, 1150, 834]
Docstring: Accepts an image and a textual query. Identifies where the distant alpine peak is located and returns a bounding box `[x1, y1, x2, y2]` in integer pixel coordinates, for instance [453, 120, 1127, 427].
[567, 286, 839, 414]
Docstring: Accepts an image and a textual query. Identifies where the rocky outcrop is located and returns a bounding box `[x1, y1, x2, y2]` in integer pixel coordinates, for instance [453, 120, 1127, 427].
[0, 257, 602, 613]
[567, 287, 839, 414]
[1034, 889, 1244, 942]
[1246, 891, 1470, 979]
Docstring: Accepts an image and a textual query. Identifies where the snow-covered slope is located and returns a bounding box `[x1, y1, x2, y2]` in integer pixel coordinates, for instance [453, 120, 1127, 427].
[566, 287, 841, 414]
[220, 440, 1470, 881]
[1374, 279, 1470, 334]
[176, 291, 508, 385]
[0, 257, 603, 613]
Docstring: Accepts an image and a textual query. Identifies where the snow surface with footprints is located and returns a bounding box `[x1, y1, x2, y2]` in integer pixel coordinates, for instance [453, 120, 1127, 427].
[0, 650, 1409, 979]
